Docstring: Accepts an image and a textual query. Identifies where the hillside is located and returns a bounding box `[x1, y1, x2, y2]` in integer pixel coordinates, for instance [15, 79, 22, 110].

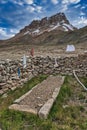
[0, 26, 87, 48]
[0, 12, 77, 45]
[0, 13, 87, 60]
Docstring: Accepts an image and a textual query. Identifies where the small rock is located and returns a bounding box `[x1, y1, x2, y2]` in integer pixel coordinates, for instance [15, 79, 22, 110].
[0, 90, 4, 95]
[62, 105, 69, 109]
[11, 86, 17, 91]
[7, 80, 13, 84]
[2, 93, 8, 98]
[37, 104, 43, 107]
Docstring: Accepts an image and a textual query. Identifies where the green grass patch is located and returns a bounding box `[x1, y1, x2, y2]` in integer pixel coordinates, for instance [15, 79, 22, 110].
[0, 75, 87, 130]
[79, 93, 86, 100]
[0, 74, 47, 112]
[79, 77, 87, 88]
[49, 76, 72, 118]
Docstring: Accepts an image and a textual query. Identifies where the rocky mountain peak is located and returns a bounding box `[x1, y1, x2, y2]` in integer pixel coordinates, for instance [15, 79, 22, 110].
[49, 12, 69, 24]
[20, 12, 76, 36]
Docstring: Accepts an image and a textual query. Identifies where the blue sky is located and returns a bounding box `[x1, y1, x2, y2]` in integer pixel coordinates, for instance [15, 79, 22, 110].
[0, 0, 87, 39]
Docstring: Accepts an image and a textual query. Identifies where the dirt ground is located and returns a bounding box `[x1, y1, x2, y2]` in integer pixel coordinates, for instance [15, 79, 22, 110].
[0, 43, 87, 60]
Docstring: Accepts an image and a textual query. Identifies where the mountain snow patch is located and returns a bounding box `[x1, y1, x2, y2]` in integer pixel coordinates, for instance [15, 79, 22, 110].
[48, 23, 60, 32]
[32, 29, 40, 34]
[62, 26, 68, 31]
[24, 31, 29, 35]
[63, 23, 74, 31]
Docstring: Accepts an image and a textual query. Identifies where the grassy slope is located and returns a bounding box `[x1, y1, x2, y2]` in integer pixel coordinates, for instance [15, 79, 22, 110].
[0, 75, 87, 130]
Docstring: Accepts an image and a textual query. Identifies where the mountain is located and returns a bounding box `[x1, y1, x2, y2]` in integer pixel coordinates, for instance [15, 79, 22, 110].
[19, 12, 76, 35]
[0, 12, 87, 47]
[4, 12, 76, 43]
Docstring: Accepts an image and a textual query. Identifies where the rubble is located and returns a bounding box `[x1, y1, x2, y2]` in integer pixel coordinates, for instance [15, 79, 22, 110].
[0, 53, 87, 94]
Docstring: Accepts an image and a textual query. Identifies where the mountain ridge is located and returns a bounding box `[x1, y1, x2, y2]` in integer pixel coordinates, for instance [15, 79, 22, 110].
[19, 12, 76, 36]
[0, 12, 87, 46]
[3, 12, 77, 44]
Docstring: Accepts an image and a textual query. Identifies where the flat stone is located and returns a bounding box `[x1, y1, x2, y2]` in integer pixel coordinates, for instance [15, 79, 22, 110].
[37, 104, 43, 107]
[3, 88, 9, 92]
[11, 77, 19, 80]
[11, 86, 17, 91]
[38, 98, 54, 119]
[14, 89, 33, 103]
[0, 90, 4, 95]
[9, 104, 37, 115]
[2, 93, 8, 98]
[52, 88, 60, 100]
[7, 80, 13, 84]
[0, 83, 6, 87]
[20, 78, 28, 83]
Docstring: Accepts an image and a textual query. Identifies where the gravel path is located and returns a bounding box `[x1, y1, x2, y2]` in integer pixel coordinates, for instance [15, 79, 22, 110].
[18, 75, 63, 112]
[9, 75, 64, 115]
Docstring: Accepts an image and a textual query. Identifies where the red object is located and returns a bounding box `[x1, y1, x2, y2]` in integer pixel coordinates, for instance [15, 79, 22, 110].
[30, 48, 34, 56]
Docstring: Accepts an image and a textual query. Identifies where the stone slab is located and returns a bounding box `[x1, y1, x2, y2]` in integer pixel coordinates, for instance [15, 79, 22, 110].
[38, 98, 54, 119]
[9, 104, 37, 115]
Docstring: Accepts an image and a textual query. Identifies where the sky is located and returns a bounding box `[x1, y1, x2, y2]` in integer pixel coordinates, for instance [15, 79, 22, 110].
[0, 0, 87, 40]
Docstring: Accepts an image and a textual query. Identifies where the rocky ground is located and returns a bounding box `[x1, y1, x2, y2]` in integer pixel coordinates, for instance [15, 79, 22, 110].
[0, 44, 87, 60]
[0, 41, 87, 128]
[0, 43, 87, 95]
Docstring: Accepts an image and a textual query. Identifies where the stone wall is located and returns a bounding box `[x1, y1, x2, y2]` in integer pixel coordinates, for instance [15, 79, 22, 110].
[0, 53, 87, 94]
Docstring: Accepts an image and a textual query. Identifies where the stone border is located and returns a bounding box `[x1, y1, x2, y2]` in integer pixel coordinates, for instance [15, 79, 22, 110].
[38, 98, 54, 119]
[9, 104, 37, 114]
[38, 76, 65, 119]
[14, 78, 48, 103]
[9, 76, 65, 119]
[14, 83, 44, 103]
[14, 89, 34, 103]
[9, 83, 43, 115]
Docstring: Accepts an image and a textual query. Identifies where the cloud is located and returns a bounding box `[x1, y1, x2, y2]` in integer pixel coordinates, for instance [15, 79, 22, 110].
[10, 28, 19, 34]
[26, 4, 43, 13]
[0, 0, 34, 5]
[61, 0, 81, 13]
[81, 6, 86, 9]
[36, 6, 42, 13]
[61, 4, 68, 11]
[62, 0, 80, 4]
[25, 0, 34, 4]
[74, 4, 81, 8]
[33, 17, 41, 20]
[26, 5, 42, 13]
[0, 0, 23, 5]
[12, 1, 24, 6]
[72, 16, 87, 28]
[0, 27, 15, 40]
[80, 12, 85, 16]
[27, 6, 35, 12]
[78, 16, 87, 25]
[51, 0, 58, 4]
